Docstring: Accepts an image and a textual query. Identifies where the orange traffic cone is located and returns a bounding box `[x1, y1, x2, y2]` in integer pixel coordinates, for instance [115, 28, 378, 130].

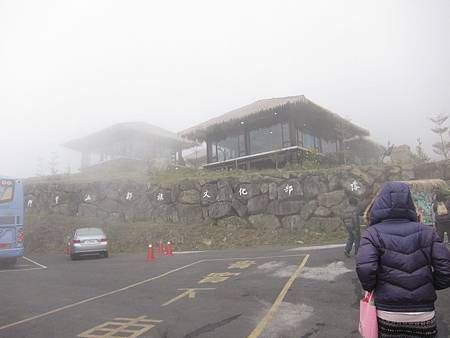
[158, 240, 164, 255]
[165, 241, 173, 256]
[147, 244, 155, 261]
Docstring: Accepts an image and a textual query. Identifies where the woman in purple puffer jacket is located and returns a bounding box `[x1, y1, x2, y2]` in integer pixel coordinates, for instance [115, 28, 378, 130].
[356, 181, 450, 337]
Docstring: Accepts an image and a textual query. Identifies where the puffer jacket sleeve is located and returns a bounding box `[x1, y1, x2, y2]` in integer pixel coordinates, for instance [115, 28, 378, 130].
[431, 230, 450, 290]
[356, 229, 379, 291]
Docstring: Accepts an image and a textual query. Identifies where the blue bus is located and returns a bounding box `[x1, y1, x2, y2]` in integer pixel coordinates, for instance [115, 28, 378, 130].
[0, 177, 24, 266]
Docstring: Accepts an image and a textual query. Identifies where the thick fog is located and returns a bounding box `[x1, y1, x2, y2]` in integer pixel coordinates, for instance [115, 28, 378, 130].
[1, 0, 449, 177]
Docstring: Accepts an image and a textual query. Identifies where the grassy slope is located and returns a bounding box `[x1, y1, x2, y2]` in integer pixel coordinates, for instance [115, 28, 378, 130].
[25, 163, 345, 185]
[24, 165, 353, 253]
[25, 214, 347, 253]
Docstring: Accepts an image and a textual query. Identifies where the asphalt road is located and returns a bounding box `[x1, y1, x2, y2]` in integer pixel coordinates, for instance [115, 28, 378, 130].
[0, 245, 449, 338]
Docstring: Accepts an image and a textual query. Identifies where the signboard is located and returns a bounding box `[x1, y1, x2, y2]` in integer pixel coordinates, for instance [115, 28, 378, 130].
[410, 190, 434, 226]
[405, 179, 448, 226]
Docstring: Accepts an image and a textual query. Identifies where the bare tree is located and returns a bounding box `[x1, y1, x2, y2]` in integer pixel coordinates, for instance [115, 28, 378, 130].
[48, 151, 59, 175]
[36, 157, 45, 176]
[380, 140, 394, 163]
[430, 114, 450, 159]
[415, 138, 430, 163]
[64, 165, 71, 175]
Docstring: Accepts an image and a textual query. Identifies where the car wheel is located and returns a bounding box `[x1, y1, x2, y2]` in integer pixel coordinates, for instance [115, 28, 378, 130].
[7, 257, 17, 266]
[103, 251, 109, 258]
[70, 253, 78, 261]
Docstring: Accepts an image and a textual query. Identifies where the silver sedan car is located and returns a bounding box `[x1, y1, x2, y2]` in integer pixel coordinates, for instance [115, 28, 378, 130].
[68, 227, 109, 260]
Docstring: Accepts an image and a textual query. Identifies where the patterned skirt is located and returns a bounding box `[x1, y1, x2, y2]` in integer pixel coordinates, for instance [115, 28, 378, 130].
[378, 317, 437, 338]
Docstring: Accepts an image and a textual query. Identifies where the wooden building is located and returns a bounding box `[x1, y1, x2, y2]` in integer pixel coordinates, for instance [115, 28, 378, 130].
[180, 95, 371, 169]
[64, 122, 193, 169]
[345, 137, 385, 165]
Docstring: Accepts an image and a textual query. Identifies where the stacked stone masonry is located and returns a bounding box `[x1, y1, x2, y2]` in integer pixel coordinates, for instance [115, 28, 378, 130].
[24, 165, 415, 233]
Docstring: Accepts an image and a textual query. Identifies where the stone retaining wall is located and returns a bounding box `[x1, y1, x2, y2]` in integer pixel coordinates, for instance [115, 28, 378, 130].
[414, 160, 450, 181]
[25, 165, 414, 234]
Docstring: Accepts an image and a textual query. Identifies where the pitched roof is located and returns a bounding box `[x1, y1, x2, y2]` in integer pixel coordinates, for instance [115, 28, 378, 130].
[119, 122, 187, 141]
[180, 95, 369, 140]
[64, 122, 194, 151]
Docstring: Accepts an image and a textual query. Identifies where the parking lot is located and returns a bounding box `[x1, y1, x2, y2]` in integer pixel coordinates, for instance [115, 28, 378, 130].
[1, 245, 450, 338]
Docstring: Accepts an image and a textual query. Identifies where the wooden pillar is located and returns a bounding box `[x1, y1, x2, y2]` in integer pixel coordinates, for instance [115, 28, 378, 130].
[177, 147, 185, 165]
[245, 128, 250, 157]
[338, 139, 345, 164]
[288, 116, 297, 147]
[206, 137, 211, 164]
[81, 152, 90, 168]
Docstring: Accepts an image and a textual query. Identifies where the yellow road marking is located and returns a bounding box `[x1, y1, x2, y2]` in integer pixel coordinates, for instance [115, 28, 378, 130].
[198, 272, 240, 284]
[206, 254, 307, 261]
[161, 288, 215, 307]
[0, 253, 307, 331]
[0, 260, 204, 331]
[247, 254, 310, 338]
[77, 316, 162, 338]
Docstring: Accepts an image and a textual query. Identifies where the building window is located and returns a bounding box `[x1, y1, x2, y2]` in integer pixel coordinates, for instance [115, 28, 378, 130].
[315, 137, 322, 152]
[249, 123, 283, 154]
[238, 134, 246, 156]
[210, 142, 218, 162]
[297, 128, 303, 147]
[322, 139, 337, 154]
[217, 135, 240, 161]
[281, 122, 290, 148]
[302, 131, 316, 150]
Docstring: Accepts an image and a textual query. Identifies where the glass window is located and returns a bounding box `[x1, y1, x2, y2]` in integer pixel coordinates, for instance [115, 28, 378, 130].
[322, 139, 337, 154]
[238, 134, 246, 156]
[209, 142, 218, 162]
[249, 123, 283, 154]
[217, 143, 225, 162]
[281, 123, 290, 148]
[0, 179, 14, 203]
[297, 128, 303, 146]
[315, 137, 322, 152]
[217, 135, 239, 161]
[302, 131, 316, 150]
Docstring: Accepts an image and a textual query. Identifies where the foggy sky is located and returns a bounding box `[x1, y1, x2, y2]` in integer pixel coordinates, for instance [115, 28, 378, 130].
[1, 0, 449, 177]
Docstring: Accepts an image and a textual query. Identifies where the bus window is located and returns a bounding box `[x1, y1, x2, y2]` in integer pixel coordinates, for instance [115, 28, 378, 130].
[0, 180, 14, 203]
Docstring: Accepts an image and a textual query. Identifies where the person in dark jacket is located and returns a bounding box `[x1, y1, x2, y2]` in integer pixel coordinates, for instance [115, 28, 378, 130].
[343, 197, 361, 257]
[356, 181, 450, 338]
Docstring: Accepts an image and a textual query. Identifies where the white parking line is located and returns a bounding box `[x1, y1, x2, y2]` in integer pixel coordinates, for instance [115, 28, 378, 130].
[0, 260, 204, 331]
[0, 257, 47, 273]
[173, 250, 207, 255]
[23, 256, 47, 269]
[0, 253, 307, 331]
[286, 244, 345, 252]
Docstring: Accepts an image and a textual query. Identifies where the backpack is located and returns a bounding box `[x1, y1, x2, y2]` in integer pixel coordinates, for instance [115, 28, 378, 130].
[343, 207, 360, 228]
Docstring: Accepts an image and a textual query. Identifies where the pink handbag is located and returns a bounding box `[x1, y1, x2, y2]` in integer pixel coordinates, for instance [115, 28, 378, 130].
[359, 291, 378, 338]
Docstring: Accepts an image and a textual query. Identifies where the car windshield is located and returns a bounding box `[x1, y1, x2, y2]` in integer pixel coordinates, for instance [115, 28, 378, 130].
[75, 228, 103, 237]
